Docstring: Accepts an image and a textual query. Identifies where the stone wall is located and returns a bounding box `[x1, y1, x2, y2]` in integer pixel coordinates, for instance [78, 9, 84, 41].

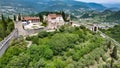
[25, 28, 45, 35]
[0, 29, 18, 57]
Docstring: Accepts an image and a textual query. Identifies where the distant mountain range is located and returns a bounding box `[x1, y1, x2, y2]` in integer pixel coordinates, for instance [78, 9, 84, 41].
[103, 3, 120, 11]
[103, 3, 120, 8]
[0, 0, 107, 15]
[0, 0, 120, 16]
[80, 9, 120, 23]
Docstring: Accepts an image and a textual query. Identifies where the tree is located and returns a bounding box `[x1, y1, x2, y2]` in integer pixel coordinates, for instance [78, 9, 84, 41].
[41, 21, 48, 27]
[44, 49, 53, 59]
[110, 58, 114, 68]
[7, 16, 12, 22]
[14, 15, 16, 21]
[6, 53, 30, 68]
[80, 25, 86, 30]
[111, 46, 117, 59]
[6, 22, 14, 35]
[39, 14, 43, 22]
[48, 33, 79, 55]
[61, 11, 66, 21]
[54, 59, 65, 68]
[107, 41, 112, 49]
[28, 44, 52, 60]
[32, 36, 39, 45]
[0, 15, 14, 39]
[72, 53, 80, 61]
[38, 31, 48, 38]
[34, 58, 45, 68]
[1, 14, 7, 37]
[18, 13, 21, 21]
[59, 25, 65, 32]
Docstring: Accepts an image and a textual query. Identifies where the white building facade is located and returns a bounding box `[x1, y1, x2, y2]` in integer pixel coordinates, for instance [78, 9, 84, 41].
[46, 14, 65, 29]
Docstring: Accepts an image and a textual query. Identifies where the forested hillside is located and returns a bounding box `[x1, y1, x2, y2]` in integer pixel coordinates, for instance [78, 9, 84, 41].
[0, 15, 14, 41]
[100, 24, 120, 67]
[101, 24, 120, 43]
[0, 25, 119, 68]
[80, 10, 120, 23]
[106, 11, 120, 22]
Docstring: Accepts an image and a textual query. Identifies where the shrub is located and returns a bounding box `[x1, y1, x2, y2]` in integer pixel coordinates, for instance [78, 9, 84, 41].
[34, 58, 45, 68]
[102, 55, 107, 62]
[54, 59, 65, 68]
[44, 49, 53, 59]
[66, 63, 75, 68]
[72, 53, 80, 61]
[26, 36, 32, 41]
[111, 46, 118, 60]
[48, 33, 79, 55]
[31, 36, 39, 45]
[0, 38, 2, 41]
[38, 31, 48, 38]
[98, 64, 106, 68]
[28, 45, 53, 60]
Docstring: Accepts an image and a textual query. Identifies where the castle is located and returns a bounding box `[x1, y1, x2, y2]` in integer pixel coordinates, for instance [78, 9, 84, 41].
[46, 14, 65, 29]
[14, 13, 65, 30]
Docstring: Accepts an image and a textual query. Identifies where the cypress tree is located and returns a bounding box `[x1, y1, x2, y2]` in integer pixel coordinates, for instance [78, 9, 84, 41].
[110, 58, 114, 68]
[61, 11, 66, 21]
[7, 16, 12, 22]
[1, 14, 7, 28]
[18, 13, 21, 21]
[14, 15, 16, 21]
[108, 41, 112, 49]
[111, 46, 117, 59]
[1, 14, 7, 37]
[39, 14, 43, 22]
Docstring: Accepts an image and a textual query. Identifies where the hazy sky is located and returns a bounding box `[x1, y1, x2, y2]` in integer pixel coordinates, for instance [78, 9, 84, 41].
[76, 0, 120, 3]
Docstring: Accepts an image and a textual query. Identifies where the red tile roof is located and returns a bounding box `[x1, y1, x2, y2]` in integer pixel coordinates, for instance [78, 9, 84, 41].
[48, 14, 57, 19]
[23, 17, 40, 20]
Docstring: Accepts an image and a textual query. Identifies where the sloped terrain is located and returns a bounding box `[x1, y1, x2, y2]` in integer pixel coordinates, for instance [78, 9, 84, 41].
[0, 25, 119, 68]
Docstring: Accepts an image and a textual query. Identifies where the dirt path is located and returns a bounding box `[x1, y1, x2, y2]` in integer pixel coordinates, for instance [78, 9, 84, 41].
[26, 41, 32, 48]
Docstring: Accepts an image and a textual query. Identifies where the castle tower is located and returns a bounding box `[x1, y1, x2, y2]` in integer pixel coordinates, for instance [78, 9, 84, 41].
[92, 24, 98, 32]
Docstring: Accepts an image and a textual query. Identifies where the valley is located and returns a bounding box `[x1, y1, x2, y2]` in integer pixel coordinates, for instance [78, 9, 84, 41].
[0, 0, 106, 16]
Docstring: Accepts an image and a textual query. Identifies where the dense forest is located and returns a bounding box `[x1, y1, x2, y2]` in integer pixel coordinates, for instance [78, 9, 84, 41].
[0, 25, 119, 68]
[0, 15, 14, 41]
[101, 24, 120, 43]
